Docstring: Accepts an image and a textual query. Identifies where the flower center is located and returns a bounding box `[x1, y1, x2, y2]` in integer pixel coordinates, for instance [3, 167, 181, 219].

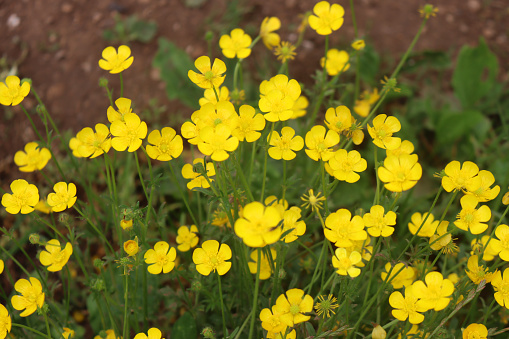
[289, 304, 301, 315]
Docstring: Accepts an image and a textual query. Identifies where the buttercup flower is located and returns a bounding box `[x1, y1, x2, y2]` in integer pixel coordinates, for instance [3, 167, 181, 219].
[465, 255, 495, 285]
[462, 323, 487, 339]
[0, 75, 30, 106]
[363, 205, 397, 237]
[324, 208, 367, 247]
[386, 139, 414, 157]
[14, 142, 51, 172]
[308, 1, 345, 35]
[454, 195, 491, 235]
[471, 235, 501, 261]
[494, 224, 509, 261]
[275, 288, 313, 326]
[219, 28, 252, 59]
[248, 248, 276, 280]
[192, 240, 232, 276]
[0, 304, 11, 339]
[47, 182, 77, 212]
[260, 306, 287, 334]
[231, 104, 266, 142]
[492, 268, 509, 308]
[234, 201, 282, 247]
[98, 45, 134, 73]
[290, 95, 309, 119]
[124, 238, 139, 256]
[281, 207, 306, 243]
[408, 212, 440, 237]
[413, 271, 455, 311]
[39, 239, 73, 272]
[465, 170, 500, 202]
[351, 39, 365, 50]
[441, 161, 480, 193]
[381, 262, 415, 289]
[110, 113, 148, 152]
[197, 125, 239, 161]
[93, 329, 120, 339]
[134, 328, 164, 339]
[368, 114, 401, 150]
[332, 248, 362, 277]
[146, 127, 183, 161]
[305, 125, 340, 161]
[326, 149, 367, 183]
[188, 56, 226, 89]
[76, 123, 112, 158]
[268, 127, 304, 161]
[354, 88, 380, 117]
[389, 285, 426, 324]
[62, 327, 75, 339]
[181, 158, 216, 190]
[144, 241, 177, 274]
[260, 17, 281, 50]
[120, 219, 133, 230]
[259, 74, 301, 122]
[2, 179, 39, 214]
[107, 97, 133, 123]
[324, 105, 353, 134]
[378, 155, 422, 192]
[69, 137, 84, 158]
[429, 221, 455, 253]
[320, 49, 350, 76]
[11, 277, 45, 317]
[176, 225, 199, 252]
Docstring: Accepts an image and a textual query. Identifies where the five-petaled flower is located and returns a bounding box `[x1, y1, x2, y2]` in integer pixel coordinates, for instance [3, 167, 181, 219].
[76, 123, 112, 158]
[377, 154, 422, 192]
[308, 1, 345, 35]
[389, 285, 426, 324]
[260, 17, 281, 50]
[268, 127, 304, 160]
[98, 45, 134, 73]
[0, 75, 30, 106]
[413, 271, 454, 311]
[441, 160, 480, 193]
[47, 182, 77, 212]
[368, 114, 401, 150]
[188, 56, 226, 89]
[320, 49, 350, 76]
[176, 225, 199, 252]
[1, 179, 39, 214]
[275, 288, 314, 327]
[0, 304, 12, 339]
[146, 127, 183, 161]
[192, 240, 232, 276]
[39, 239, 73, 272]
[234, 201, 282, 247]
[492, 268, 509, 308]
[219, 28, 252, 59]
[11, 277, 45, 317]
[144, 241, 177, 274]
[324, 208, 367, 247]
[14, 142, 51, 172]
[110, 113, 148, 152]
[305, 125, 340, 161]
[332, 247, 362, 278]
[454, 195, 491, 235]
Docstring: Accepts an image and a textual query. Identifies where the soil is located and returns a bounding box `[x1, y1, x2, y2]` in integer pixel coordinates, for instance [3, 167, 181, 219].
[1, 0, 508, 180]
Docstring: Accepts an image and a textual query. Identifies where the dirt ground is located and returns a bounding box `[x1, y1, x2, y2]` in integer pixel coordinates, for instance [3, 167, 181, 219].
[1, 0, 508, 181]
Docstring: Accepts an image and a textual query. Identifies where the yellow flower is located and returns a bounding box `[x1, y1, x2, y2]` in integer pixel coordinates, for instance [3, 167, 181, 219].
[76, 123, 112, 158]
[107, 97, 133, 123]
[146, 127, 183, 161]
[134, 328, 164, 339]
[94, 329, 121, 339]
[14, 142, 51, 172]
[441, 160, 480, 192]
[326, 149, 367, 183]
[268, 127, 304, 161]
[301, 189, 325, 212]
[378, 154, 422, 192]
[363, 205, 397, 237]
[198, 125, 239, 161]
[260, 306, 287, 334]
[39, 239, 73, 272]
[231, 104, 266, 142]
[413, 271, 455, 311]
[495, 224, 509, 261]
[144, 241, 177, 274]
[259, 74, 301, 122]
[320, 49, 350, 76]
[219, 28, 252, 59]
[471, 236, 501, 261]
[192, 240, 232, 276]
[248, 248, 276, 280]
[47, 182, 77, 212]
[324, 105, 352, 134]
[62, 327, 75, 339]
[429, 221, 455, 253]
[260, 17, 281, 50]
[308, 1, 345, 35]
[181, 158, 215, 190]
[11, 277, 45, 317]
[176, 225, 199, 252]
[462, 323, 487, 339]
[381, 262, 415, 289]
[98, 45, 134, 74]
[0, 259, 3, 274]
[419, 4, 439, 19]
[290, 95, 309, 119]
[492, 268, 509, 308]
[274, 41, 297, 64]
[324, 208, 367, 247]
[111, 113, 148, 152]
[188, 56, 226, 89]
[267, 329, 296, 339]
[124, 238, 139, 257]
[1, 179, 39, 214]
[408, 212, 439, 237]
[0, 304, 12, 339]
[305, 125, 340, 161]
[351, 39, 365, 51]
[281, 207, 306, 243]
[389, 285, 426, 324]
[332, 248, 362, 277]
[314, 294, 339, 318]
[465, 170, 500, 202]
[34, 199, 52, 214]
[69, 137, 84, 158]
[120, 219, 133, 230]
[199, 86, 230, 107]
[454, 195, 491, 235]
[0, 75, 30, 106]
[368, 114, 401, 150]
[234, 201, 282, 247]
[465, 255, 495, 284]
[275, 289, 313, 327]
[386, 139, 414, 157]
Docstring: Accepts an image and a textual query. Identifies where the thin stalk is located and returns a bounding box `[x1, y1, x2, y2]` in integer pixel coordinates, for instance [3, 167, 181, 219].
[260, 122, 275, 201]
[247, 249, 262, 339]
[11, 323, 48, 338]
[74, 205, 115, 254]
[123, 268, 130, 339]
[168, 161, 199, 226]
[119, 72, 124, 97]
[43, 312, 51, 339]
[217, 273, 228, 337]
[231, 152, 254, 202]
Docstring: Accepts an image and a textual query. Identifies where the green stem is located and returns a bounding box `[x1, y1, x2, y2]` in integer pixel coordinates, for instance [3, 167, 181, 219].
[168, 161, 199, 226]
[231, 152, 254, 202]
[74, 205, 115, 254]
[43, 311, 51, 339]
[11, 323, 48, 338]
[119, 72, 124, 97]
[217, 273, 228, 337]
[247, 248, 262, 339]
[260, 122, 275, 201]
[123, 268, 130, 339]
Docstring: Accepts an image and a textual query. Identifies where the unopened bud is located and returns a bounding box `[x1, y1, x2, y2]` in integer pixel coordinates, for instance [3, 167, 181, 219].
[29, 233, 40, 244]
[191, 280, 202, 292]
[372, 324, 387, 339]
[98, 77, 109, 88]
[201, 327, 215, 339]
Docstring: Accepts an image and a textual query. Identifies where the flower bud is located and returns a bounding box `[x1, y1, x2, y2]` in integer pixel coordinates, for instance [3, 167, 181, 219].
[29, 233, 40, 244]
[191, 280, 202, 292]
[93, 258, 104, 269]
[120, 219, 133, 230]
[201, 327, 215, 339]
[98, 77, 109, 88]
[372, 324, 386, 339]
[502, 191, 509, 205]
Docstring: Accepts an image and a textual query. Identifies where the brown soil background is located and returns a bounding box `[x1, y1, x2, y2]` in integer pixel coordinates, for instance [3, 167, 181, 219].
[1, 0, 508, 180]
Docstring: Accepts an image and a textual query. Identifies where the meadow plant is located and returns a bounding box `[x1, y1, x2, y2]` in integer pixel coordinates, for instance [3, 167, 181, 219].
[1, 2, 509, 339]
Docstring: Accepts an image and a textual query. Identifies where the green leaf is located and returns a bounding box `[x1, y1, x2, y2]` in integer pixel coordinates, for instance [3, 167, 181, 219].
[131, 19, 157, 43]
[358, 45, 380, 85]
[171, 312, 197, 339]
[153, 38, 202, 108]
[452, 38, 499, 109]
[436, 110, 491, 146]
